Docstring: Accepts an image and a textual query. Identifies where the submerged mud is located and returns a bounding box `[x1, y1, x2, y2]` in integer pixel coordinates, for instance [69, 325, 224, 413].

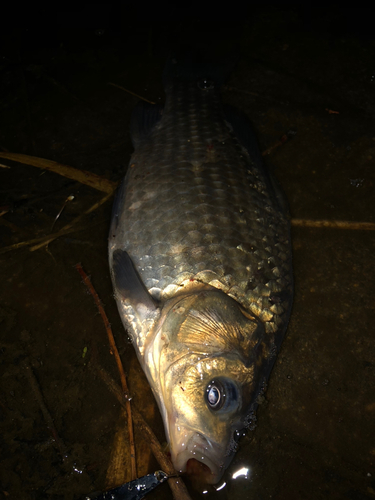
[0, 7, 374, 500]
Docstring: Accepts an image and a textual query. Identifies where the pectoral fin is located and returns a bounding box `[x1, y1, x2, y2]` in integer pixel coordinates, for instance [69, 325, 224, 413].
[111, 249, 158, 322]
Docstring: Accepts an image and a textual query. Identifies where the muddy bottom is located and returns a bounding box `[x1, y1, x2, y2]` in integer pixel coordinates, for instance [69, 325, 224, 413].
[0, 6, 374, 500]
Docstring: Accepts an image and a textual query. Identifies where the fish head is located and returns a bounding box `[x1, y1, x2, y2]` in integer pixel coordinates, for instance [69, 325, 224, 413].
[144, 288, 267, 484]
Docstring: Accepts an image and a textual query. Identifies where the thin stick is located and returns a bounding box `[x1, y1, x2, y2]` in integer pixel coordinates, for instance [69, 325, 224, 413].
[0, 191, 112, 255]
[30, 192, 113, 251]
[0, 190, 109, 255]
[291, 219, 375, 230]
[0, 152, 117, 194]
[262, 130, 296, 156]
[51, 194, 75, 231]
[75, 264, 137, 481]
[108, 82, 155, 105]
[0, 223, 88, 255]
[92, 364, 192, 500]
[24, 359, 68, 460]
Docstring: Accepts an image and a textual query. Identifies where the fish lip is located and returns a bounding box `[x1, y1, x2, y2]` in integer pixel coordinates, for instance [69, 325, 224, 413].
[170, 427, 225, 484]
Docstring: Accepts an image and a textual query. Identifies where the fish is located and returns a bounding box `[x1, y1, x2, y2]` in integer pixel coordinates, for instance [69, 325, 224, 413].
[108, 55, 293, 484]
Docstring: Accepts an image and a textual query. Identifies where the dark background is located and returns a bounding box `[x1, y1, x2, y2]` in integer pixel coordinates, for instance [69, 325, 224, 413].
[0, 4, 374, 500]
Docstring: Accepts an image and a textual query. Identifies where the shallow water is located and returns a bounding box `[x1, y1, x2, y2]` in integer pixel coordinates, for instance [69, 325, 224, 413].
[0, 7, 374, 500]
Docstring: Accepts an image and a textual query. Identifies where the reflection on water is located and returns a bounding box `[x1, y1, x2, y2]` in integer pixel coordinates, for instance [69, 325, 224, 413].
[214, 481, 226, 491]
[232, 467, 250, 480]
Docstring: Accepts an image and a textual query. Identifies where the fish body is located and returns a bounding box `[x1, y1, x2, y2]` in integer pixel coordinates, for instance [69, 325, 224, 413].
[108, 60, 293, 483]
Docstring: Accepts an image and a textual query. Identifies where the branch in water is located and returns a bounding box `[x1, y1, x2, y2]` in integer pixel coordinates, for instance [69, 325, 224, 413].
[75, 263, 137, 480]
[291, 219, 375, 230]
[91, 364, 192, 500]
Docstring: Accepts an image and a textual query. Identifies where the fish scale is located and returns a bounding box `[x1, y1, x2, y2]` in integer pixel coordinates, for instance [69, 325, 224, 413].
[115, 82, 290, 326]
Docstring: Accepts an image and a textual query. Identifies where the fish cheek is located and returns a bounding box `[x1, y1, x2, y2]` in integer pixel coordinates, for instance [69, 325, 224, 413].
[166, 378, 207, 436]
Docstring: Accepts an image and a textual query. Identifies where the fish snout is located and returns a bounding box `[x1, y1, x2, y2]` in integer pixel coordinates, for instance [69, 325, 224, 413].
[170, 428, 225, 484]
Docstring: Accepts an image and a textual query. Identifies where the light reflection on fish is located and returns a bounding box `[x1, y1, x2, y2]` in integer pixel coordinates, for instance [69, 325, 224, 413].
[108, 56, 293, 484]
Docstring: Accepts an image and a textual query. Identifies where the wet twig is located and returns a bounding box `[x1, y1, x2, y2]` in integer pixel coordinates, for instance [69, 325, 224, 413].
[30, 192, 112, 251]
[291, 219, 375, 230]
[108, 82, 156, 105]
[0, 215, 106, 255]
[51, 195, 75, 231]
[92, 364, 192, 500]
[262, 130, 297, 156]
[0, 152, 117, 194]
[75, 264, 137, 481]
[24, 359, 68, 460]
[0, 223, 90, 254]
[0, 190, 110, 254]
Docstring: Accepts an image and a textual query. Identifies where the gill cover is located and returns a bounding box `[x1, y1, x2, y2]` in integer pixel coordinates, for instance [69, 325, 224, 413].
[161, 289, 264, 364]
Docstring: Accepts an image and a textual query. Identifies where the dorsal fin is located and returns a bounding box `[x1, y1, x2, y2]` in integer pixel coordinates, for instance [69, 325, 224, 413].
[130, 102, 164, 149]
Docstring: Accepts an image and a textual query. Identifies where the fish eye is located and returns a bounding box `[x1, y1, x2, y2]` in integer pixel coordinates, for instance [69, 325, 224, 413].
[205, 378, 239, 412]
[207, 381, 223, 409]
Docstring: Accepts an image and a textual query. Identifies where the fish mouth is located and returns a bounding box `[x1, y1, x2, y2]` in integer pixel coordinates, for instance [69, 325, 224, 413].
[169, 427, 225, 484]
